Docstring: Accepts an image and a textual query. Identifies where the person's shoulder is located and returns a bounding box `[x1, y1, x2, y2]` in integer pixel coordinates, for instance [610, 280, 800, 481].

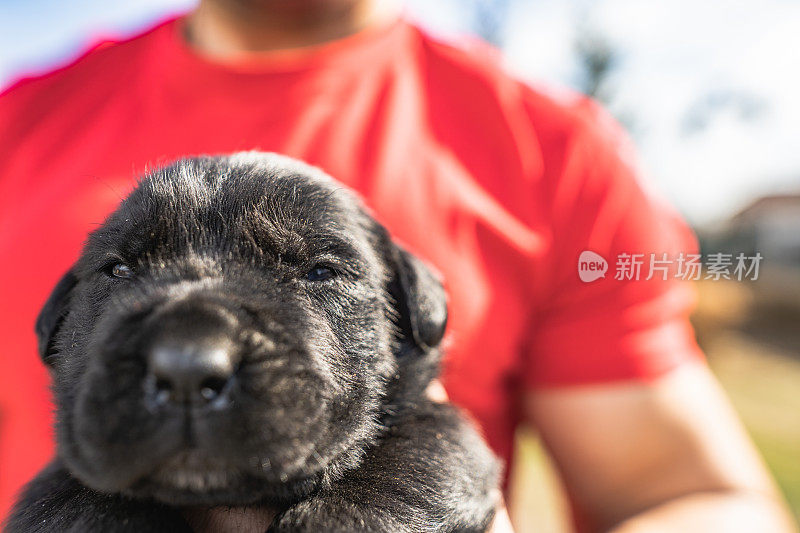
[411, 25, 625, 152]
[0, 17, 174, 122]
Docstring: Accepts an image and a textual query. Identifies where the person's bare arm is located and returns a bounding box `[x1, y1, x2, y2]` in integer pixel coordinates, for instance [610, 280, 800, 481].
[525, 361, 796, 532]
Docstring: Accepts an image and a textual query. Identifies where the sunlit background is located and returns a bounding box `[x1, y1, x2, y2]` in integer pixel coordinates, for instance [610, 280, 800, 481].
[2, 1, 798, 530]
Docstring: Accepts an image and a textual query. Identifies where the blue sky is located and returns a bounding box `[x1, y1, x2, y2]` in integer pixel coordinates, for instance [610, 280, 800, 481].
[2, 0, 798, 225]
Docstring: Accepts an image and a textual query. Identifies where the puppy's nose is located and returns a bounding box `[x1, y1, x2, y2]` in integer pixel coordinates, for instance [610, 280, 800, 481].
[147, 339, 236, 406]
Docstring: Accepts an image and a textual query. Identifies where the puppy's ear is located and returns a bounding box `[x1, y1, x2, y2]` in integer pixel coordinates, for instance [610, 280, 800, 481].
[389, 245, 448, 351]
[36, 269, 78, 365]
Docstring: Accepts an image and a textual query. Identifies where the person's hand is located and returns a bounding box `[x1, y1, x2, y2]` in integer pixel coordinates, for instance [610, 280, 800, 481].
[489, 505, 515, 533]
[427, 380, 515, 533]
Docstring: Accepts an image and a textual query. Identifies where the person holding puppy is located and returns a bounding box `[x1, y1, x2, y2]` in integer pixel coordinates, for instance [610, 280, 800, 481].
[0, 0, 794, 531]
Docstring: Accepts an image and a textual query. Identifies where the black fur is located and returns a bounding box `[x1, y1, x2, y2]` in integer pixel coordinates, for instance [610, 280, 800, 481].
[6, 153, 500, 532]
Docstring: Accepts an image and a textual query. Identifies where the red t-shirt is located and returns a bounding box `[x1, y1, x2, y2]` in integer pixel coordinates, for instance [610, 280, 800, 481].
[0, 16, 703, 520]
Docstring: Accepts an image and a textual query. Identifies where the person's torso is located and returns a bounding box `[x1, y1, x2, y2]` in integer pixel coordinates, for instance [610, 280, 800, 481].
[0, 17, 572, 514]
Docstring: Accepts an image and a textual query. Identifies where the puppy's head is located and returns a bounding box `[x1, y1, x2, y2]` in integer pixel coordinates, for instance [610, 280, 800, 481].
[37, 153, 447, 506]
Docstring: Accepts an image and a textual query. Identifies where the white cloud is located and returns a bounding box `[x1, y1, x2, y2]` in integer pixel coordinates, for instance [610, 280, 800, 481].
[501, 0, 800, 224]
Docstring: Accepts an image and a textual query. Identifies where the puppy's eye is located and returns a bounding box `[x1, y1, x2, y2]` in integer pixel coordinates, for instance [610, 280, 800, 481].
[109, 263, 134, 279]
[306, 265, 336, 282]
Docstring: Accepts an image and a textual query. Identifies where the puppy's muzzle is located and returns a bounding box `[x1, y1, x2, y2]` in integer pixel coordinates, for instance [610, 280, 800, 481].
[142, 298, 243, 409]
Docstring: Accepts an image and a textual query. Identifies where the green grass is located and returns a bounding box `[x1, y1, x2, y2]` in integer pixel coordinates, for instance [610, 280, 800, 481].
[707, 337, 800, 523]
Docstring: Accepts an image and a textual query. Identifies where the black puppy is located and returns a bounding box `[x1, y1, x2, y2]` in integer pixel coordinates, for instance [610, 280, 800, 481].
[7, 153, 500, 532]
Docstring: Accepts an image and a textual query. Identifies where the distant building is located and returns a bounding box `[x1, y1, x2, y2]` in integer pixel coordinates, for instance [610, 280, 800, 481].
[706, 193, 800, 308]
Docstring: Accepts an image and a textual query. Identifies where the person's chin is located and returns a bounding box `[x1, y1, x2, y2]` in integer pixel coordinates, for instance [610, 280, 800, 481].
[227, 0, 364, 13]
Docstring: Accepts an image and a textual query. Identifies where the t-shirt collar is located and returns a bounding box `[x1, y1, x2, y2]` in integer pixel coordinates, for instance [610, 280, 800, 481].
[157, 13, 409, 78]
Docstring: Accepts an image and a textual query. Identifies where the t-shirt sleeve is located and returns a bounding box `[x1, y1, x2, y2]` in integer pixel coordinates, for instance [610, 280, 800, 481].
[522, 97, 705, 388]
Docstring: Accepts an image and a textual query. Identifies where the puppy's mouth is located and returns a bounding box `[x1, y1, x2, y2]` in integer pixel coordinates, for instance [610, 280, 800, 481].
[124, 443, 325, 507]
[148, 450, 243, 492]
